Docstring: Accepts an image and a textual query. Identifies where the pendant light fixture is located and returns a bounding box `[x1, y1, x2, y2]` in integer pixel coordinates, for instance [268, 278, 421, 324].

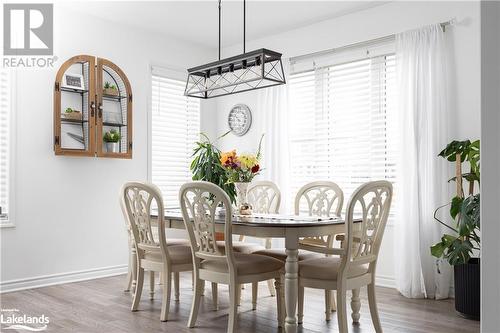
[184, 0, 286, 99]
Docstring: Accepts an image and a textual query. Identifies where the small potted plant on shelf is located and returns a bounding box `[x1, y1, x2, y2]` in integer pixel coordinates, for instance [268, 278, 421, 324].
[103, 81, 119, 96]
[431, 139, 480, 320]
[62, 107, 82, 120]
[103, 129, 121, 153]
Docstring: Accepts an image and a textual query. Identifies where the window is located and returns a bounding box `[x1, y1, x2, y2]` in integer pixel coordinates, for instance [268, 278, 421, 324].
[150, 68, 200, 206]
[0, 70, 13, 224]
[289, 51, 398, 220]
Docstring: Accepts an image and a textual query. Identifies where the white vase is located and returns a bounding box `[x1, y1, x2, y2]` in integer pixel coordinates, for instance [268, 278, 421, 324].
[234, 182, 252, 215]
[105, 142, 119, 153]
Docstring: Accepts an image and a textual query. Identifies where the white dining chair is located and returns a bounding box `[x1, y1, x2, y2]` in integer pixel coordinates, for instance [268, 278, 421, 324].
[179, 181, 286, 333]
[254, 180, 344, 319]
[297, 180, 393, 332]
[120, 181, 193, 321]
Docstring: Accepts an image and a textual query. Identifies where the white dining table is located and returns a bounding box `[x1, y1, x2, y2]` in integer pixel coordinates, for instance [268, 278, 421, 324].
[153, 209, 351, 333]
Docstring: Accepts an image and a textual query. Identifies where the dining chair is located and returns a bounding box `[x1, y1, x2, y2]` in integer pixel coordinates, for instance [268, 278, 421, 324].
[120, 181, 193, 321]
[254, 180, 344, 319]
[179, 181, 285, 333]
[297, 180, 393, 332]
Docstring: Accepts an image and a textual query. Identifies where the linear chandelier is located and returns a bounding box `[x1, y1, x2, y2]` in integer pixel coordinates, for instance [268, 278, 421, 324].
[184, 0, 286, 99]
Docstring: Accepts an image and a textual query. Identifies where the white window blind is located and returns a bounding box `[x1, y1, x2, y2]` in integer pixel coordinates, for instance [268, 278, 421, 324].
[151, 69, 200, 207]
[0, 70, 11, 222]
[289, 53, 398, 221]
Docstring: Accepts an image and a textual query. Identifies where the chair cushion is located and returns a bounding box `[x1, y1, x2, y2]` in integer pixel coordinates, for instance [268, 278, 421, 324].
[216, 241, 265, 254]
[166, 238, 190, 246]
[143, 245, 192, 265]
[299, 257, 368, 280]
[200, 253, 284, 275]
[253, 248, 322, 262]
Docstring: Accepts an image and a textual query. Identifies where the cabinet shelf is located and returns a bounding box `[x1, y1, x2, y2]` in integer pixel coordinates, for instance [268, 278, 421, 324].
[61, 118, 88, 124]
[102, 94, 126, 101]
[102, 121, 127, 127]
[61, 87, 88, 94]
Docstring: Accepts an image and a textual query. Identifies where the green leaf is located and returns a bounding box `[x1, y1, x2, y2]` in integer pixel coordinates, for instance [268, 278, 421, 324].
[450, 196, 464, 220]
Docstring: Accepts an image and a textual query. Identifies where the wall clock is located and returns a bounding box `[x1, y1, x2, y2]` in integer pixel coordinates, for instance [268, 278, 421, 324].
[228, 104, 252, 136]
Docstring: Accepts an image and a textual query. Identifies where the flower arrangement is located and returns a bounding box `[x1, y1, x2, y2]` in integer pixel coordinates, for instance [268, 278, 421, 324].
[220, 135, 263, 183]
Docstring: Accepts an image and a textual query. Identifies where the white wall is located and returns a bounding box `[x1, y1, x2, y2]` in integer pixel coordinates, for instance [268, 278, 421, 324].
[480, 1, 500, 331]
[0, 6, 212, 290]
[203, 1, 481, 288]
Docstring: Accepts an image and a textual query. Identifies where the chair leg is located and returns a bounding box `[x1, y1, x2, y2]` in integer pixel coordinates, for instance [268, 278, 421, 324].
[275, 276, 285, 328]
[228, 282, 239, 333]
[336, 287, 348, 333]
[188, 276, 203, 328]
[174, 272, 180, 302]
[325, 290, 332, 321]
[331, 291, 337, 312]
[124, 260, 133, 292]
[131, 246, 137, 292]
[211, 282, 219, 310]
[297, 286, 304, 324]
[236, 284, 241, 306]
[149, 271, 155, 300]
[368, 283, 382, 333]
[252, 282, 258, 310]
[267, 279, 276, 296]
[351, 288, 361, 324]
[131, 267, 144, 311]
[160, 270, 172, 322]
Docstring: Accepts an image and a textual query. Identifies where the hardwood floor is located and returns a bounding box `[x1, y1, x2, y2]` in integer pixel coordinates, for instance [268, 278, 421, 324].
[0, 273, 479, 333]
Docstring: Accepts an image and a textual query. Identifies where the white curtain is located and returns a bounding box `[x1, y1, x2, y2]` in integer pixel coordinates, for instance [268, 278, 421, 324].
[395, 24, 452, 299]
[256, 61, 291, 213]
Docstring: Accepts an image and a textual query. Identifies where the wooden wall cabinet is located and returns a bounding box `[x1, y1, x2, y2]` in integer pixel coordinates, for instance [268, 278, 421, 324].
[54, 55, 132, 158]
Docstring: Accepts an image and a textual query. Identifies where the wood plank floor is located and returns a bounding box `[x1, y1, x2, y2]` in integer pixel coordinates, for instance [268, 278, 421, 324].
[0, 273, 479, 333]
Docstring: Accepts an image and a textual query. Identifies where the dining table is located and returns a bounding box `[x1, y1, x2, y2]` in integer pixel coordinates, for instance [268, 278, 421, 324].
[152, 209, 353, 333]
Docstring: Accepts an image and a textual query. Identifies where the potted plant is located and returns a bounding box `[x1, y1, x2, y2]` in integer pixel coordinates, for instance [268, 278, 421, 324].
[103, 129, 121, 153]
[62, 107, 82, 120]
[431, 139, 480, 320]
[103, 81, 119, 96]
[190, 132, 236, 205]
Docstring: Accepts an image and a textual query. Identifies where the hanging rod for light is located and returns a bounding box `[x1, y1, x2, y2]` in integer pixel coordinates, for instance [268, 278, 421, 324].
[184, 0, 286, 99]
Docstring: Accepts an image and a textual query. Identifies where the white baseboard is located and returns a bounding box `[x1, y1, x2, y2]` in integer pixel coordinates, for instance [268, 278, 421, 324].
[0, 264, 128, 294]
[375, 274, 396, 289]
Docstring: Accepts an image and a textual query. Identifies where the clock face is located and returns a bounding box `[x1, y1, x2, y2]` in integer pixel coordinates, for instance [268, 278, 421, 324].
[228, 104, 252, 136]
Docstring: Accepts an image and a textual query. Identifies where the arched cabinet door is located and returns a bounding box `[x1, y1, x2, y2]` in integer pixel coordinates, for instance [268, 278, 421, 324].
[96, 58, 132, 158]
[54, 55, 96, 156]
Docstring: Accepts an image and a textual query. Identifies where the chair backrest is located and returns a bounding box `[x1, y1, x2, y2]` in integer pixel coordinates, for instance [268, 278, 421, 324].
[179, 181, 235, 271]
[294, 181, 344, 217]
[340, 180, 393, 277]
[120, 182, 168, 259]
[295, 181, 344, 247]
[247, 181, 281, 214]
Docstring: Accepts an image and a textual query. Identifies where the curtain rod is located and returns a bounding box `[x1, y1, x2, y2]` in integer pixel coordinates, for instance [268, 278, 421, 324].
[290, 19, 455, 64]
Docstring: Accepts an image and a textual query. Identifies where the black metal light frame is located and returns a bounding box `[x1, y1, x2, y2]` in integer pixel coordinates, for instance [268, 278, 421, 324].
[184, 0, 286, 99]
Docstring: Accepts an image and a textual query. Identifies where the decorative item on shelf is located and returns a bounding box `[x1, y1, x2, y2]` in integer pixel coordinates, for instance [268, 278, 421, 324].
[103, 81, 119, 96]
[184, 0, 285, 98]
[61, 107, 82, 120]
[431, 139, 480, 320]
[220, 134, 264, 215]
[228, 104, 252, 136]
[103, 129, 122, 153]
[62, 73, 85, 91]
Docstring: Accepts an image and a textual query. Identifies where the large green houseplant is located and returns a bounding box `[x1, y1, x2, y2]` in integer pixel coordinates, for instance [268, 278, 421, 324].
[431, 139, 480, 319]
[190, 132, 236, 204]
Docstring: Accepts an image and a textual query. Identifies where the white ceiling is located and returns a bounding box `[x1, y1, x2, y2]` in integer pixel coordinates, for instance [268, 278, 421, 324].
[63, 1, 388, 49]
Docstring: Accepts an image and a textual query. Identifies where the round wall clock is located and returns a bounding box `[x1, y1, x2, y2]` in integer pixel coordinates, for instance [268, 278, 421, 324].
[228, 104, 252, 136]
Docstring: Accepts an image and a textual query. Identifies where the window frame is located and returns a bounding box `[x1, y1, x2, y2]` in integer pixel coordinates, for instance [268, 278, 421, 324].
[1, 70, 17, 228]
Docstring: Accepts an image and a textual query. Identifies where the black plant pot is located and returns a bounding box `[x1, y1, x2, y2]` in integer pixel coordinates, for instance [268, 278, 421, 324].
[454, 258, 480, 320]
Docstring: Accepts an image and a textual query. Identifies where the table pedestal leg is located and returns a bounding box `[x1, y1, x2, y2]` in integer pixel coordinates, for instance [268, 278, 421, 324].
[285, 233, 299, 333]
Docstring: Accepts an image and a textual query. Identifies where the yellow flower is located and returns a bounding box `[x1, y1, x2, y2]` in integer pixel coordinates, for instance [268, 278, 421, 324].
[239, 154, 258, 170]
